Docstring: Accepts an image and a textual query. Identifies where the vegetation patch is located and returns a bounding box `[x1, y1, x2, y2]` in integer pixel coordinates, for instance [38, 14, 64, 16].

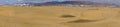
[61, 15, 75, 18]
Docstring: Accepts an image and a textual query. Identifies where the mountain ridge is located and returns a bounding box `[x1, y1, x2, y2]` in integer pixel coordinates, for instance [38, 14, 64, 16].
[16, 1, 119, 7]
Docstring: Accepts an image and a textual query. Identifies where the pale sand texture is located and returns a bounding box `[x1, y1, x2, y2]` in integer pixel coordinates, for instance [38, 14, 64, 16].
[0, 6, 120, 27]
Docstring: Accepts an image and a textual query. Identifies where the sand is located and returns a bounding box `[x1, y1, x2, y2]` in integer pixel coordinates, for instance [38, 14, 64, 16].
[0, 6, 120, 27]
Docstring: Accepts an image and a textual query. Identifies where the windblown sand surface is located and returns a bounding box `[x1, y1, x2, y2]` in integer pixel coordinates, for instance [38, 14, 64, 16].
[0, 6, 120, 27]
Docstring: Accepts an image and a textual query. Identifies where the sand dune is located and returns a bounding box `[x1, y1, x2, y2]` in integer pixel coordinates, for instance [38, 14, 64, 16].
[0, 6, 120, 27]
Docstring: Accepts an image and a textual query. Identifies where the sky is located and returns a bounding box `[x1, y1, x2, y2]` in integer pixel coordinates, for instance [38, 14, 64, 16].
[0, 0, 120, 5]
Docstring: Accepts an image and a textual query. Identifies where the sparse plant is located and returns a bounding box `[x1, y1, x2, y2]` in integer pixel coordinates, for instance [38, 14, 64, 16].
[61, 15, 75, 18]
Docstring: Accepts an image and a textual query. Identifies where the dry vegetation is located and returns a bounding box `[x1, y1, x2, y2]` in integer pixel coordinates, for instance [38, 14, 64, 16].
[0, 6, 120, 27]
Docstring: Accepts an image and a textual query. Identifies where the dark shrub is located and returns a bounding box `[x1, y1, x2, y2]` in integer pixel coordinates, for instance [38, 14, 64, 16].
[61, 15, 75, 18]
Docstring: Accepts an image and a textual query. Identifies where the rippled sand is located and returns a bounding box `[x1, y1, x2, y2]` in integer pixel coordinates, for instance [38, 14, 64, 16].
[0, 6, 120, 27]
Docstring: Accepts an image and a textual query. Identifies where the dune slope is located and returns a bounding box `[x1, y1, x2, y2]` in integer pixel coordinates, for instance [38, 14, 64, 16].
[0, 6, 120, 27]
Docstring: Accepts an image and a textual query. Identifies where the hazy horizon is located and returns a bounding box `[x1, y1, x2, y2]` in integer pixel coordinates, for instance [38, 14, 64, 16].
[0, 0, 120, 5]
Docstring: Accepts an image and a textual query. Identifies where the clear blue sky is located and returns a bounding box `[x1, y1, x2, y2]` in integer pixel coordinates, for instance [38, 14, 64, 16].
[0, 0, 120, 5]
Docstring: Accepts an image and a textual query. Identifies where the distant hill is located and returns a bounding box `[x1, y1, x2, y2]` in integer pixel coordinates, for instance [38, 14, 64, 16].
[16, 1, 119, 7]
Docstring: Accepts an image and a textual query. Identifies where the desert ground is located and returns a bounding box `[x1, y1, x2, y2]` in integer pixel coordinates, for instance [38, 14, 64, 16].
[0, 6, 120, 27]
